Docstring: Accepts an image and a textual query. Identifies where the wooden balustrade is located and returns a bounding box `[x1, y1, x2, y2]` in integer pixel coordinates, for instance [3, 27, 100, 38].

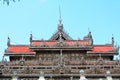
[1, 60, 120, 75]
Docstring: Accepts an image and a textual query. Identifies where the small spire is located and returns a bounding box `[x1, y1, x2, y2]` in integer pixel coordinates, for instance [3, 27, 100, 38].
[7, 37, 10, 47]
[59, 5, 62, 24]
[30, 33, 33, 42]
[112, 34, 114, 45]
[58, 5, 63, 31]
[88, 30, 93, 45]
[88, 31, 92, 39]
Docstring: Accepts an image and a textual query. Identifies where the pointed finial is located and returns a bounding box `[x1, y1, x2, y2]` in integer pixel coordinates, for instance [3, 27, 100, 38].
[88, 28, 92, 38]
[87, 29, 93, 45]
[112, 34, 114, 45]
[30, 33, 33, 42]
[7, 37, 10, 47]
[58, 5, 63, 31]
[59, 5, 62, 24]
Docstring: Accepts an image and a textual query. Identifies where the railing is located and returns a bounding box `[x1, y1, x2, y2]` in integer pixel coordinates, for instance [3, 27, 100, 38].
[1, 60, 120, 75]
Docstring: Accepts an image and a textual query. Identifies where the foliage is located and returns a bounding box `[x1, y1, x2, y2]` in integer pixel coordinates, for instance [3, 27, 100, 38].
[1, 0, 20, 5]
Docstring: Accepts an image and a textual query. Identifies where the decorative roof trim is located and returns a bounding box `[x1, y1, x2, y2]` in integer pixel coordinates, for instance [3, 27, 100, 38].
[5, 52, 36, 55]
[49, 30, 73, 41]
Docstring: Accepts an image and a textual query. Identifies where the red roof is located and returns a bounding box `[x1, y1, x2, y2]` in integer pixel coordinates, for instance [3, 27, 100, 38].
[31, 40, 91, 46]
[32, 41, 57, 45]
[6, 44, 116, 54]
[7, 45, 34, 54]
[92, 45, 115, 52]
[64, 40, 90, 45]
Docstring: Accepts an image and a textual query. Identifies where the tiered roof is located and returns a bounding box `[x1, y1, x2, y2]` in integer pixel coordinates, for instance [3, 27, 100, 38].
[4, 21, 119, 56]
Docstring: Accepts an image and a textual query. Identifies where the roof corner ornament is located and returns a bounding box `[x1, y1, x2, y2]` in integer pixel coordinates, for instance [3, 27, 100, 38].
[7, 37, 10, 47]
[79, 70, 87, 80]
[112, 34, 114, 45]
[83, 29, 93, 45]
[106, 71, 112, 80]
[88, 31, 93, 45]
[30, 33, 33, 43]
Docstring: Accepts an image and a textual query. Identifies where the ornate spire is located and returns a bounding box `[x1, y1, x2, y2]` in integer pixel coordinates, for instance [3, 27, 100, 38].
[58, 6, 63, 32]
[59, 5, 62, 24]
[7, 37, 10, 47]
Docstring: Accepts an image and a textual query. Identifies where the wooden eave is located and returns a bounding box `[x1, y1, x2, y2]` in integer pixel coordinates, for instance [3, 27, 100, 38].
[4, 52, 36, 56]
[87, 51, 118, 56]
[29, 46, 93, 51]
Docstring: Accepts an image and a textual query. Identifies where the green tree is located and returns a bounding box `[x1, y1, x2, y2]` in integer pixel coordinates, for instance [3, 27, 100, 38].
[1, 0, 20, 5]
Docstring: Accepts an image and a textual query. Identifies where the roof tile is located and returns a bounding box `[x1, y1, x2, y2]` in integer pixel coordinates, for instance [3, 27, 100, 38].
[92, 45, 115, 52]
[7, 45, 34, 54]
